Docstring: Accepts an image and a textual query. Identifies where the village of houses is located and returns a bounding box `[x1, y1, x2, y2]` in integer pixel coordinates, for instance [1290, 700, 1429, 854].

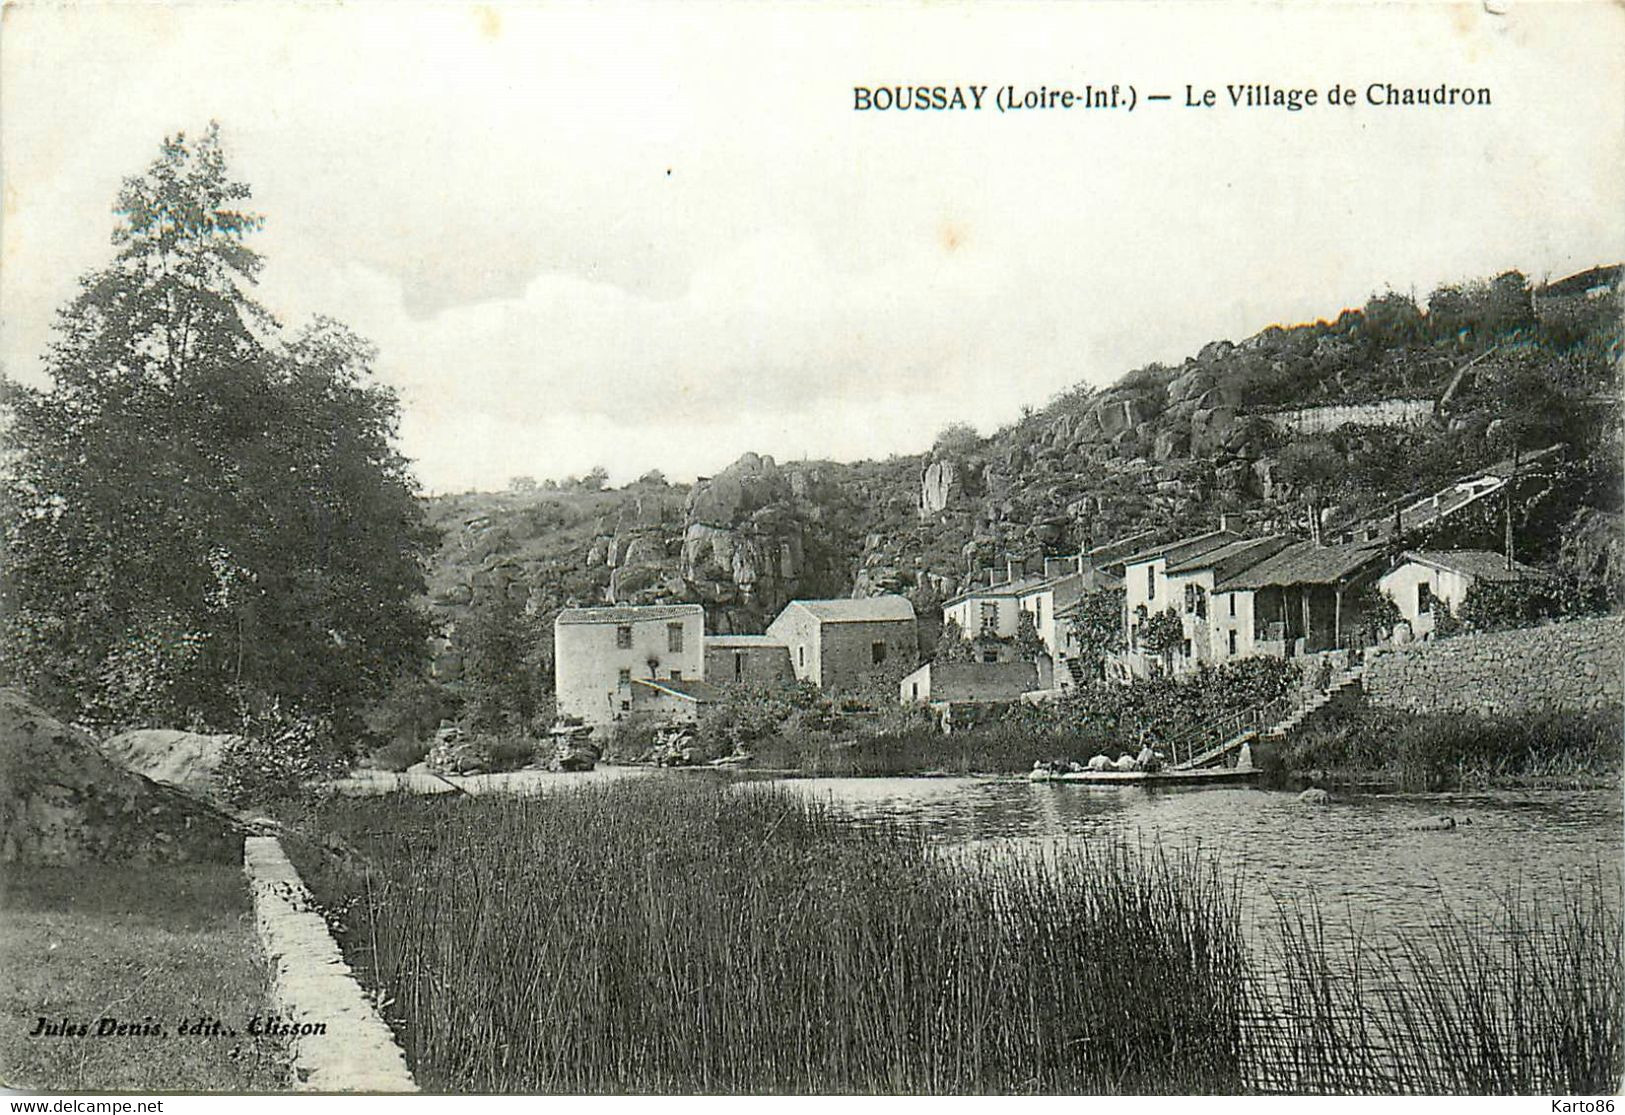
[553, 465, 1539, 744]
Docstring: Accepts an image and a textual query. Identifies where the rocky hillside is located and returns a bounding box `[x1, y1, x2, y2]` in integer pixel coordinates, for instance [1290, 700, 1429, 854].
[422, 266, 1622, 681]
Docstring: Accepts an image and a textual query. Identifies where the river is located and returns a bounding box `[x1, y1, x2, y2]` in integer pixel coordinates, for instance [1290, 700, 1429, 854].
[766, 776, 1623, 945]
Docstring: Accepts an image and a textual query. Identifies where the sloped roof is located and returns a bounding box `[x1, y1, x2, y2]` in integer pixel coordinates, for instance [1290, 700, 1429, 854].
[1121, 529, 1245, 569]
[556, 604, 704, 626]
[1397, 550, 1539, 582]
[1217, 542, 1386, 591]
[632, 677, 722, 703]
[705, 634, 788, 649]
[1166, 535, 1292, 577]
[788, 596, 916, 623]
[1085, 530, 1159, 568]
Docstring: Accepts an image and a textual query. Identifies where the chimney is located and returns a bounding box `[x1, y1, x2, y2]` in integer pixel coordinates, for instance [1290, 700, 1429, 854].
[1219, 513, 1239, 534]
[983, 566, 1003, 587]
[1006, 556, 1019, 584]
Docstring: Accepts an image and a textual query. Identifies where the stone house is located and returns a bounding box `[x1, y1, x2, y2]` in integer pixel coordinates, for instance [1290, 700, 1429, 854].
[1156, 536, 1294, 673]
[1214, 541, 1389, 660]
[898, 660, 1039, 732]
[554, 604, 707, 732]
[1118, 524, 1246, 677]
[943, 543, 1132, 689]
[704, 634, 795, 687]
[899, 660, 1037, 704]
[766, 596, 918, 694]
[1377, 550, 1538, 639]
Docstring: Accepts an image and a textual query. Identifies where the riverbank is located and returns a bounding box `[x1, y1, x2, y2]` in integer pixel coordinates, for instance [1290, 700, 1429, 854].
[1268, 705, 1622, 791]
[277, 778, 1621, 1094]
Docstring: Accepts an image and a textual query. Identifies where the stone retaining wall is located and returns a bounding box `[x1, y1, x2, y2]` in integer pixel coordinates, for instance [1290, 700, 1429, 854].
[1363, 615, 1624, 715]
[243, 836, 417, 1092]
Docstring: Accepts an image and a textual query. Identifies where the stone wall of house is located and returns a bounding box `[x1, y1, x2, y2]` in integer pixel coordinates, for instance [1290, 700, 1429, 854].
[1363, 615, 1624, 715]
[819, 618, 919, 694]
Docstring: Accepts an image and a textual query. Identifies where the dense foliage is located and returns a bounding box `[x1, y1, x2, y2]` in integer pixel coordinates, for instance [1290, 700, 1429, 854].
[1458, 571, 1615, 633]
[0, 126, 434, 744]
[1276, 706, 1622, 790]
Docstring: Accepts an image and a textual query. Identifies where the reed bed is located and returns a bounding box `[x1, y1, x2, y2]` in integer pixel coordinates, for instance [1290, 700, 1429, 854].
[288, 781, 1250, 1093]
[1248, 880, 1623, 1094]
[285, 781, 1623, 1094]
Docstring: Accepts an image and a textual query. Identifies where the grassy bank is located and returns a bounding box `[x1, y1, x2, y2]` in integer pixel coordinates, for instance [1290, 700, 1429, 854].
[283, 779, 1622, 1094]
[1273, 706, 1622, 790]
[0, 864, 286, 1092]
[285, 781, 1252, 1093]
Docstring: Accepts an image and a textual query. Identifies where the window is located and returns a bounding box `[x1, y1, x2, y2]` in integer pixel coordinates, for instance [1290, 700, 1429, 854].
[982, 649, 999, 664]
[1417, 582, 1433, 614]
[1228, 630, 1238, 655]
[1194, 586, 1207, 619]
[872, 641, 887, 665]
[979, 601, 998, 632]
[1147, 565, 1156, 599]
[798, 645, 805, 668]
[617, 668, 631, 687]
[1181, 638, 1192, 658]
[670, 668, 682, 681]
[1034, 598, 1043, 626]
[620, 700, 631, 711]
[615, 625, 633, 649]
[667, 623, 684, 653]
[734, 652, 745, 681]
[1228, 593, 1237, 618]
[911, 681, 919, 699]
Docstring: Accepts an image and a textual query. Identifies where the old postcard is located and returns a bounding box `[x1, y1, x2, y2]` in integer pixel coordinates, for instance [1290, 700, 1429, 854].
[1, 0, 1622, 1103]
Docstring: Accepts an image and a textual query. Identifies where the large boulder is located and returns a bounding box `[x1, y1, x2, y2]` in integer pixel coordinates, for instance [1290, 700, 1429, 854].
[100, 728, 241, 799]
[919, 459, 961, 515]
[0, 690, 243, 865]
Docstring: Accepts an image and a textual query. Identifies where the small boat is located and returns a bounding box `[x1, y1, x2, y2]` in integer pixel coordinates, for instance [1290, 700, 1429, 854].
[1027, 765, 1260, 786]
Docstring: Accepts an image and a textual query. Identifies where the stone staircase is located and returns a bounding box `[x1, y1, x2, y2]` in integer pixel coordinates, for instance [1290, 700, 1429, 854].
[1261, 663, 1366, 740]
[1170, 662, 1366, 771]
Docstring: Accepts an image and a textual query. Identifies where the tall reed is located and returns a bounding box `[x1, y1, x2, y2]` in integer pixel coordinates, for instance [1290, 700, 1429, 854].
[289, 781, 1251, 1093]
[1248, 878, 1623, 1093]
[285, 781, 1623, 1094]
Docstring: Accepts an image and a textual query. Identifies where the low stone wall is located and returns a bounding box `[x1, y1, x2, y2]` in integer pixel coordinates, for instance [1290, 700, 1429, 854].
[1363, 615, 1624, 715]
[244, 836, 417, 1092]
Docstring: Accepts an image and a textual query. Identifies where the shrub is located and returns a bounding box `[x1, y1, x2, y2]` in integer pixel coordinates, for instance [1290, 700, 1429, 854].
[1282, 706, 1623, 789]
[216, 707, 337, 806]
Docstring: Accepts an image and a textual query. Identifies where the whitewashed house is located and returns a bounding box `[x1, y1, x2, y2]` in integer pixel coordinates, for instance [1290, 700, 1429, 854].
[1118, 524, 1245, 677]
[554, 604, 707, 733]
[1377, 550, 1537, 639]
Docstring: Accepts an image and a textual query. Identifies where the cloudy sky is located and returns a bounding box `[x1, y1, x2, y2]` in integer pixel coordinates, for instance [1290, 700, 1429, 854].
[3, 1, 1622, 493]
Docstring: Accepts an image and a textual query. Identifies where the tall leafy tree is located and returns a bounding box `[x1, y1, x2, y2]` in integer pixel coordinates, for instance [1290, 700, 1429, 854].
[1, 124, 434, 736]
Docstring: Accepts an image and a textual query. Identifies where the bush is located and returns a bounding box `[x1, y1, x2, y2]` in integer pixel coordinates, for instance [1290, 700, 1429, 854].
[216, 707, 339, 806]
[1281, 706, 1623, 789]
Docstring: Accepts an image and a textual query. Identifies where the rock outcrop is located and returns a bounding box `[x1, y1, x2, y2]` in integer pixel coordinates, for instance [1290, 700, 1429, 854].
[99, 728, 241, 799]
[0, 689, 243, 865]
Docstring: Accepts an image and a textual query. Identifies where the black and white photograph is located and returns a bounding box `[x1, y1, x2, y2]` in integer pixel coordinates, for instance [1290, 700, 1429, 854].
[1, 0, 1622, 1100]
